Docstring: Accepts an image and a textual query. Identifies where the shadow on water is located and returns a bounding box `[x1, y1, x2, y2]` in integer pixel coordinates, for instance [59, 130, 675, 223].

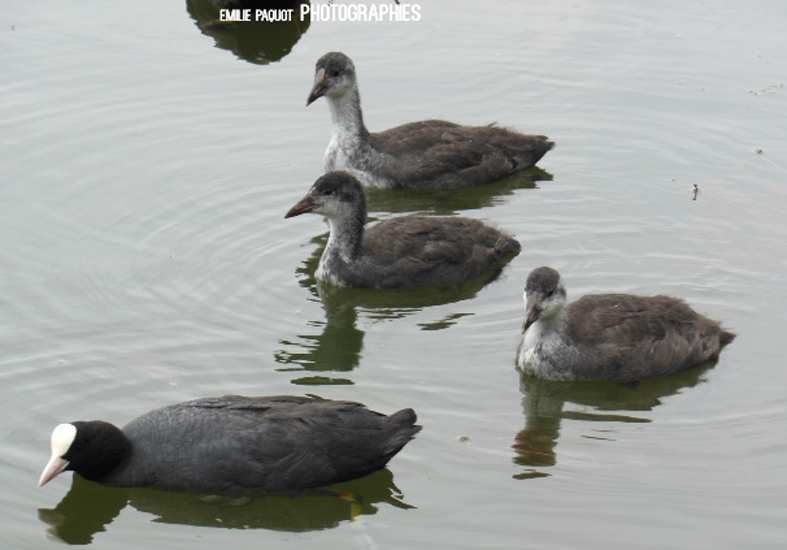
[511, 364, 713, 479]
[186, 0, 311, 65]
[39, 469, 412, 545]
[274, 234, 506, 384]
[365, 167, 553, 215]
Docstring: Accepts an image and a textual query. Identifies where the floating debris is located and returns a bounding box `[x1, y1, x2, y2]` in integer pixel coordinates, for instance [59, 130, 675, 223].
[748, 83, 784, 96]
[457, 435, 470, 443]
[692, 183, 699, 201]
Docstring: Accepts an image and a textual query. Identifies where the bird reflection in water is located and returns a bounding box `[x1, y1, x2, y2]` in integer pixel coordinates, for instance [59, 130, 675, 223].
[365, 167, 553, 215]
[512, 364, 712, 479]
[39, 468, 412, 544]
[186, 0, 311, 65]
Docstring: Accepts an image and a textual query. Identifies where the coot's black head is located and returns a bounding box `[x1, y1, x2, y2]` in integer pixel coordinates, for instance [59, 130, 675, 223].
[307, 51, 357, 105]
[523, 266, 567, 332]
[285, 171, 367, 223]
[39, 421, 131, 487]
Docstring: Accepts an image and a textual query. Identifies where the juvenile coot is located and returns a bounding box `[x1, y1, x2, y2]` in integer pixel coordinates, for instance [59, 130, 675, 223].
[517, 267, 735, 382]
[285, 171, 521, 289]
[307, 52, 554, 189]
[38, 395, 420, 495]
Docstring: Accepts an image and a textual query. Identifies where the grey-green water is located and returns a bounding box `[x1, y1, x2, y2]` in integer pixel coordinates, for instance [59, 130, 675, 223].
[2, 1, 786, 548]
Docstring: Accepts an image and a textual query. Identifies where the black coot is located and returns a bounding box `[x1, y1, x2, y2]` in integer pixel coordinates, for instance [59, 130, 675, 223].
[39, 395, 420, 495]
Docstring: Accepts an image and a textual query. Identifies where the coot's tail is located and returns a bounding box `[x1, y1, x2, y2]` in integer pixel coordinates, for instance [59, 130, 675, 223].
[382, 408, 421, 459]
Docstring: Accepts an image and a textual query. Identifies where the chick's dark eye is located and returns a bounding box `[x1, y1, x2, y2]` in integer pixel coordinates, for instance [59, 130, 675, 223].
[324, 189, 334, 196]
[330, 70, 340, 78]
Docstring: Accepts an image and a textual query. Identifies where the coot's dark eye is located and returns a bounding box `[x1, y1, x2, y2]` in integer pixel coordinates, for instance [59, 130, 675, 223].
[546, 289, 555, 298]
[330, 70, 341, 78]
[324, 189, 334, 196]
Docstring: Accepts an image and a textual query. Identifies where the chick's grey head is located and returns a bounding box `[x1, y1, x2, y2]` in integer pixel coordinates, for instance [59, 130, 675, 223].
[285, 171, 367, 222]
[523, 266, 567, 332]
[307, 51, 357, 105]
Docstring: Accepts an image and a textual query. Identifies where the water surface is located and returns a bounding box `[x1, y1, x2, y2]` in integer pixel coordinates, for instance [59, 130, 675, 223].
[2, 1, 786, 548]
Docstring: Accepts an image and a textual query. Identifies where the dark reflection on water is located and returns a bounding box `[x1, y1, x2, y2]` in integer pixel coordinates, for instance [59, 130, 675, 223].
[186, 0, 311, 65]
[275, 282, 364, 385]
[365, 168, 553, 215]
[39, 469, 411, 545]
[512, 365, 712, 476]
[275, 234, 511, 383]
